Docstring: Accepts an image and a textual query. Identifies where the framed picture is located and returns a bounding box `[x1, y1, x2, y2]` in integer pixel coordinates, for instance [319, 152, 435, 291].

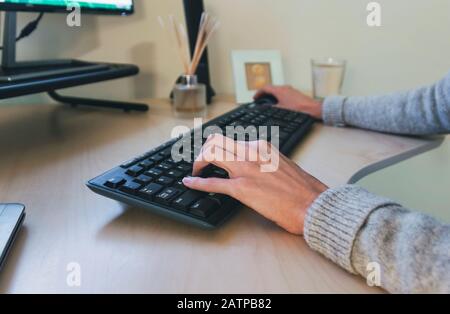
[231, 50, 285, 104]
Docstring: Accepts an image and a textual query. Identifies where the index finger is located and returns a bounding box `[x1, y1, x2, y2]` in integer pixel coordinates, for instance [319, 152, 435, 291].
[192, 143, 239, 177]
[192, 134, 245, 176]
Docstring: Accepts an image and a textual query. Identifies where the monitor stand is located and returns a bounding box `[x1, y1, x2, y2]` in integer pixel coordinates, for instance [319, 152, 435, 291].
[2, 12, 86, 74]
[1, 12, 148, 112]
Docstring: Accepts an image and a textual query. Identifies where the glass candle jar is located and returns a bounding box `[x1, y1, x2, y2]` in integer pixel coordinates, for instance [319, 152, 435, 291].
[311, 58, 346, 101]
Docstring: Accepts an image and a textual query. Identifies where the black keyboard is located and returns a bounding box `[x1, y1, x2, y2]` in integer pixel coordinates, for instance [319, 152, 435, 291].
[87, 99, 315, 229]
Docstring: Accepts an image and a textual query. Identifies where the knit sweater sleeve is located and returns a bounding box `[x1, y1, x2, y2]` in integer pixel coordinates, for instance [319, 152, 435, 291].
[322, 72, 450, 135]
[304, 185, 450, 293]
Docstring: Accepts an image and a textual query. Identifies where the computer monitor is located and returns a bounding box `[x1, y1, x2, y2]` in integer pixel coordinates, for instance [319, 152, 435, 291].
[0, 0, 214, 103]
[0, 0, 134, 71]
[0, 0, 134, 15]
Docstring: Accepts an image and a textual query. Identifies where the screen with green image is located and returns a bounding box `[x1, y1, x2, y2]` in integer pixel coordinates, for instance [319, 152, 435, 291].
[0, 0, 133, 12]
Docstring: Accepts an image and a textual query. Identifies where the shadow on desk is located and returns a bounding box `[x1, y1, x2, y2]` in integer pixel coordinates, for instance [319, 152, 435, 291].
[97, 204, 271, 245]
[0, 104, 149, 182]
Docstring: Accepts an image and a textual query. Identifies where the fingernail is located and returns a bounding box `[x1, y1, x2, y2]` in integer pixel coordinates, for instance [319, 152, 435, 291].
[182, 177, 194, 184]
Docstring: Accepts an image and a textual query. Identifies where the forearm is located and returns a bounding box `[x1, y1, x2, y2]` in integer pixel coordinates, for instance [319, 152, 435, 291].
[322, 73, 450, 135]
[304, 185, 450, 293]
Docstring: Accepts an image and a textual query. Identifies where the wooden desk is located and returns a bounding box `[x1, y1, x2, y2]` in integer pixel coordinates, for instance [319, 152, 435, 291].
[0, 97, 443, 293]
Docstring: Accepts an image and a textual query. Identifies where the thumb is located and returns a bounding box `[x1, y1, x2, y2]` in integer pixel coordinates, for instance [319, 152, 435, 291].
[182, 176, 232, 196]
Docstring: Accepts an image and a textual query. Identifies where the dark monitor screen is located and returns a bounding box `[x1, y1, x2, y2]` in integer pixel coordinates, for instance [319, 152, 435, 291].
[0, 0, 134, 15]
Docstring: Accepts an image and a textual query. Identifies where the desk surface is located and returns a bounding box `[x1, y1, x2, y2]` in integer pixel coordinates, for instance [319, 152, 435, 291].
[0, 97, 443, 293]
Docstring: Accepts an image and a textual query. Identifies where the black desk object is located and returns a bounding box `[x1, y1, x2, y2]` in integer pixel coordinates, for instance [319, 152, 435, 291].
[0, 60, 149, 112]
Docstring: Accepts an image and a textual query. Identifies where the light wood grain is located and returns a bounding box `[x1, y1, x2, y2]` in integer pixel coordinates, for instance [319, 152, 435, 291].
[0, 97, 442, 293]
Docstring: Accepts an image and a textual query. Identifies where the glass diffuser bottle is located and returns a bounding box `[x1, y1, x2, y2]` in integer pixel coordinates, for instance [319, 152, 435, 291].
[173, 74, 206, 118]
[160, 12, 219, 119]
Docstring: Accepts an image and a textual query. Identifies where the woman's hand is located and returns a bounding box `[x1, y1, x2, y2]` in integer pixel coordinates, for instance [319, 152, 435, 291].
[182, 134, 328, 235]
[254, 85, 323, 120]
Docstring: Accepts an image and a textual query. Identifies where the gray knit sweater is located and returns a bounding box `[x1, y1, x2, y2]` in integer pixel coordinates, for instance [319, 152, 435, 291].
[304, 72, 450, 293]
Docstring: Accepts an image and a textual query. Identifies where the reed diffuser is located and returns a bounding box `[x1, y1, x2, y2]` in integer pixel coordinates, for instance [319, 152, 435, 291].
[159, 13, 220, 118]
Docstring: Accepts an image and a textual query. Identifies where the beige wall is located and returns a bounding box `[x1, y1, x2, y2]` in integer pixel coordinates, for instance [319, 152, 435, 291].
[2, 0, 450, 105]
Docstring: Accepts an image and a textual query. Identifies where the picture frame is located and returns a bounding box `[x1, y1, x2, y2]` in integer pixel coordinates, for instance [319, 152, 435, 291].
[231, 50, 285, 104]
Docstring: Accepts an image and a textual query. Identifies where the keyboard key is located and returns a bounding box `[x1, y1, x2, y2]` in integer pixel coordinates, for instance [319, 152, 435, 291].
[160, 147, 173, 158]
[268, 119, 286, 126]
[207, 193, 228, 205]
[166, 169, 184, 178]
[229, 112, 243, 119]
[174, 179, 185, 188]
[214, 119, 228, 126]
[166, 157, 181, 165]
[285, 112, 298, 120]
[155, 188, 182, 204]
[274, 111, 287, 119]
[126, 165, 145, 177]
[157, 176, 174, 186]
[142, 150, 156, 159]
[134, 175, 152, 185]
[283, 126, 296, 133]
[176, 163, 192, 172]
[172, 190, 204, 211]
[240, 114, 255, 122]
[190, 198, 220, 218]
[149, 154, 165, 163]
[288, 122, 301, 128]
[143, 145, 165, 158]
[228, 121, 241, 127]
[138, 183, 164, 200]
[294, 116, 306, 124]
[145, 168, 163, 178]
[119, 181, 142, 195]
[104, 177, 126, 189]
[157, 162, 173, 171]
[134, 153, 149, 162]
[139, 159, 154, 169]
[120, 159, 138, 169]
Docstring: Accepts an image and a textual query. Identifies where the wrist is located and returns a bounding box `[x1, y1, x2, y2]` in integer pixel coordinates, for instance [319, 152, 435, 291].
[308, 99, 323, 120]
[283, 187, 326, 236]
[295, 97, 322, 120]
[301, 184, 328, 234]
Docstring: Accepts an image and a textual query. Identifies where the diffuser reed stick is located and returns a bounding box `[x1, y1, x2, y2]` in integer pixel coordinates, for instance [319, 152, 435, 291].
[158, 12, 220, 76]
